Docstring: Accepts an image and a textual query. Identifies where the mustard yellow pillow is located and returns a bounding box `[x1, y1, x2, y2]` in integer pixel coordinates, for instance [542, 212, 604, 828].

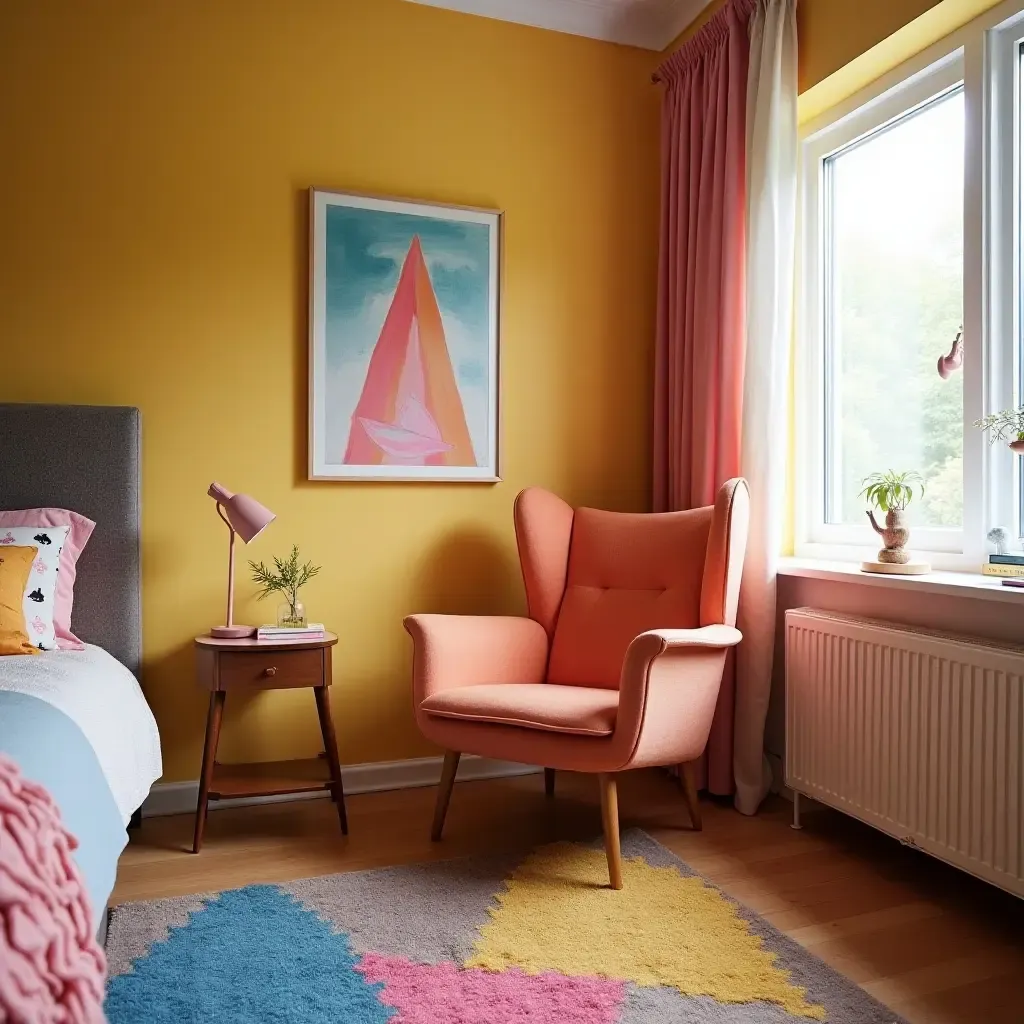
[0, 545, 39, 655]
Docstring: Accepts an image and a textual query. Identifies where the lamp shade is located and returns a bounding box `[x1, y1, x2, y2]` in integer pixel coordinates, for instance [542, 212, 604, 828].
[207, 482, 275, 543]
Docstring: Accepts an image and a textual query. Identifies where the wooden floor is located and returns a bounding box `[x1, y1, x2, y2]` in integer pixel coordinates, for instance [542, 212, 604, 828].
[115, 769, 1024, 1024]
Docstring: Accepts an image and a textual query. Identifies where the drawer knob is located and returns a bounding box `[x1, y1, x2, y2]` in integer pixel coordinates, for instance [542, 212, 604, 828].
[264, 666, 278, 677]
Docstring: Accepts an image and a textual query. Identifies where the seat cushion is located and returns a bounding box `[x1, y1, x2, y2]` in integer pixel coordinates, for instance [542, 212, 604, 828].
[420, 683, 617, 737]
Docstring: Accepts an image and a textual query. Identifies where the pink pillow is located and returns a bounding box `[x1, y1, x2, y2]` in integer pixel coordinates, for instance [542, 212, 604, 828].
[0, 509, 95, 650]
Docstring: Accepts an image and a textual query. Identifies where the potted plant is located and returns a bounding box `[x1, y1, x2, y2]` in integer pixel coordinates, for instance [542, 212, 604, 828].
[859, 470, 925, 565]
[249, 545, 321, 628]
[974, 406, 1024, 453]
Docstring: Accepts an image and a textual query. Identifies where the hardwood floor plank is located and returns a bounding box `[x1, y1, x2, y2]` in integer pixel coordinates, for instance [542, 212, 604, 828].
[861, 949, 1024, 1002]
[898, 973, 1024, 1024]
[783, 900, 945, 945]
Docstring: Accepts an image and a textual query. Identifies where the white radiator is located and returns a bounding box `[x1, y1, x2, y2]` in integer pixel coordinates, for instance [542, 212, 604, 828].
[785, 608, 1023, 899]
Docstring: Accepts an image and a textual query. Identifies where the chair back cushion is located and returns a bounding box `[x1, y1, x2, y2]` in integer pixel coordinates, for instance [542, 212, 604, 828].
[547, 506, 713, 688]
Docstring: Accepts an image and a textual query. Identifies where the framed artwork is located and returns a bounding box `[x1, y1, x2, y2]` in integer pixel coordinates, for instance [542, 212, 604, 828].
[308, 188, 501, 482]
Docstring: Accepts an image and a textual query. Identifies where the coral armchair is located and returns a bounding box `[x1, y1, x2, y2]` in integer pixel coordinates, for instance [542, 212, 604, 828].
[404, 478, 749, 889]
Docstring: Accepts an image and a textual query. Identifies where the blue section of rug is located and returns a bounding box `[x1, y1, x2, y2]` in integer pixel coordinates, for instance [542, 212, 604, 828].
[104, 885, 393, 1024]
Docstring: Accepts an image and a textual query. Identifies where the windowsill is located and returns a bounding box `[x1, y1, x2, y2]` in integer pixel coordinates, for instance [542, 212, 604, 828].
[778, 556, 1024, 605]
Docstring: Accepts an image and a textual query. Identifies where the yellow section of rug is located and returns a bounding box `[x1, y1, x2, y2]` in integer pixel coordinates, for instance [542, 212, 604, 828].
[466, 842, 826, 1020]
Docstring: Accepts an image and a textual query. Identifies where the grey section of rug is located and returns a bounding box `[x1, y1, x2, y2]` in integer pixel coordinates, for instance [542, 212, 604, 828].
[620, 987, 802, 1024]
[105, 892, 212, 977]
[281, 849, 526, 963]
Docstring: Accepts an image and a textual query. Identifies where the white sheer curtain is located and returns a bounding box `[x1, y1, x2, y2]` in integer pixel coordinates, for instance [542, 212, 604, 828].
[734, 0, 798, 815]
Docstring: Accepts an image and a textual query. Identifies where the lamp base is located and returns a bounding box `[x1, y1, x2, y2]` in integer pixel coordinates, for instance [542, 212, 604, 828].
[209, 625, 257, 639]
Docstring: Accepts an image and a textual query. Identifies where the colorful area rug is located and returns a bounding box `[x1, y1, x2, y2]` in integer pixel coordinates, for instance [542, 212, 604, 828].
[104, 831, 902, 1023]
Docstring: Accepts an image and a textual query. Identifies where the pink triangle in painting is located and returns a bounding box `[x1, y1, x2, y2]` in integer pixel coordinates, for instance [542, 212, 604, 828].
[343, 235, 476, 467]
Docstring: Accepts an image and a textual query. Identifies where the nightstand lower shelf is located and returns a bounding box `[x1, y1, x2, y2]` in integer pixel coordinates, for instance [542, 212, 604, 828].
[208, 758, 333, 800]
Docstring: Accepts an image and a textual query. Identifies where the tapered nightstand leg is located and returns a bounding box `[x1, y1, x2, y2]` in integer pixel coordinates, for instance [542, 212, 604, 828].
[314, 685, 348, 836]
[193, 690, 225, 854]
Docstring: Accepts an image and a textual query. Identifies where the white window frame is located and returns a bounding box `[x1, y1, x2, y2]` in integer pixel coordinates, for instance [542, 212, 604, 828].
[796, 0, 1024, 571]
[987, 7, 1024, 538]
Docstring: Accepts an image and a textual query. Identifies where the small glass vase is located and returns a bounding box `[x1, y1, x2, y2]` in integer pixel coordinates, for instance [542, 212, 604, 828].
[277, 600, 307, 629]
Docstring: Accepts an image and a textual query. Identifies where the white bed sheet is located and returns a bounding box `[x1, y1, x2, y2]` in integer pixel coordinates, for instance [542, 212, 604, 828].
[0, 644, 162, 824]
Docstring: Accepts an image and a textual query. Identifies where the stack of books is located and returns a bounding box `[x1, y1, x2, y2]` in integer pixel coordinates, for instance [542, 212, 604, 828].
[256, 623, 326, 641]
[981, 554, 1024, 587]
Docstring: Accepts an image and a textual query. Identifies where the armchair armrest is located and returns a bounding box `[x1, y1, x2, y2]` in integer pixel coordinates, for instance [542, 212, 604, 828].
[403, 614, 549, 702]
[612, 625, 742, 770]
[629, 625, 742, 654]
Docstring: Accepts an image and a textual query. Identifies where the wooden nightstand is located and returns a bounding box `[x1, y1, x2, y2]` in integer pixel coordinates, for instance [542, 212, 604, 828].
[192, 632, 345, 853]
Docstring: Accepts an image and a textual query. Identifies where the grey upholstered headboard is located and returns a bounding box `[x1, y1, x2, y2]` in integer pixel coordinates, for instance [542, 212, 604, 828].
[0, 404, 141, 676]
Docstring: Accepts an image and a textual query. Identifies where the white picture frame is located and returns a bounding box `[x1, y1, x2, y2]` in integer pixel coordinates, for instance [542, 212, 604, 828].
[308, 187, 502, 482]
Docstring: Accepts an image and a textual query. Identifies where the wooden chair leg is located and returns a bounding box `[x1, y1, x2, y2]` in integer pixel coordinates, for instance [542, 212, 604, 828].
[598, 773, 623, 890]
[431, 751, 461, 841]
[544, 767, 556, 798]
[680, 760, 702, 831]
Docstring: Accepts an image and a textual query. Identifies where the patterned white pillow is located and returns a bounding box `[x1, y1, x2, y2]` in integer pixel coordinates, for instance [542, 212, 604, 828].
[0, 524, 69, 650]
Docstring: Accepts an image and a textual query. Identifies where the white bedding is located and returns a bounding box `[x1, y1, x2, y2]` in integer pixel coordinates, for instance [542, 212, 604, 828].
[0, 644, 162, 824]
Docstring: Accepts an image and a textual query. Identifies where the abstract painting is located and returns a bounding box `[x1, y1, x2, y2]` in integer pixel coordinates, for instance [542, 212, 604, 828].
[309, 189, 501, 481]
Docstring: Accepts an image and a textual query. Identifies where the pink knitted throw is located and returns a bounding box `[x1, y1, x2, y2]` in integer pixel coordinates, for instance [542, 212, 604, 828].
[0, 754, 107, 1023]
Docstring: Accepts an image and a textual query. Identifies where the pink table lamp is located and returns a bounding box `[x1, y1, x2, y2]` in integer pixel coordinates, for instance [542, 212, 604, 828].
[208, 482, 275, 638]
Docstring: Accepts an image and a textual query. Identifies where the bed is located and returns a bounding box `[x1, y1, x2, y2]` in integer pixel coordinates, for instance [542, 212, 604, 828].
[0, 403, 162, 934]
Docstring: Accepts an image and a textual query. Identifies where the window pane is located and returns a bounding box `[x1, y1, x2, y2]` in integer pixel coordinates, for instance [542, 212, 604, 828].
[824, 89, 964, 528]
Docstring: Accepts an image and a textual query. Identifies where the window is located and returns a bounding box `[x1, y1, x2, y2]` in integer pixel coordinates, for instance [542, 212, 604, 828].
[823, 88, 965, 530]
[798, 4, 1024, 569]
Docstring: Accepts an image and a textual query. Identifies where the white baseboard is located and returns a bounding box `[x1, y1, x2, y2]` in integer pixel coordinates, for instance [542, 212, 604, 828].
[142, 755, 541, 818]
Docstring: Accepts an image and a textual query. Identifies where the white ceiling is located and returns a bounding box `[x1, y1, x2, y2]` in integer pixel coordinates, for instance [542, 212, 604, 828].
[403, 0, 713, 51]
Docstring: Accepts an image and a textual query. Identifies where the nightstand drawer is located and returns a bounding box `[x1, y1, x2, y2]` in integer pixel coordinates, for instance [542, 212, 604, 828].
[217, 648, 324, 690]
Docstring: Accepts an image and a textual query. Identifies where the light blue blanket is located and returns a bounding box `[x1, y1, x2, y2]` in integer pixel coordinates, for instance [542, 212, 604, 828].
[0, 690, 126, 925]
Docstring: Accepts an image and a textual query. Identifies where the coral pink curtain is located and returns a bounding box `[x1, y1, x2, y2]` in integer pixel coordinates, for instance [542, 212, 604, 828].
[653, 0, 754, 797]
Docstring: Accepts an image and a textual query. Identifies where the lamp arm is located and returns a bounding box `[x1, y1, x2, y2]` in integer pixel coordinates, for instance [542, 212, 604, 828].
[217, 503, 238, 629]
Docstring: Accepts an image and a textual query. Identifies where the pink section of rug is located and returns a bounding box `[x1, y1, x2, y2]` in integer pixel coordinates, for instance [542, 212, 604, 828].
[0, 754, 107, 1023]
[357, 953, 625, 1024]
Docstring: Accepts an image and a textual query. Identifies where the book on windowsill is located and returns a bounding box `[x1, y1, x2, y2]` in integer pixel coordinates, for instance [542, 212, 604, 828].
[256, 623, 326, 640]
[981, 562, 1024, 577]
[989, 553, 1024, 565]
[1001, 578, 1024, 589]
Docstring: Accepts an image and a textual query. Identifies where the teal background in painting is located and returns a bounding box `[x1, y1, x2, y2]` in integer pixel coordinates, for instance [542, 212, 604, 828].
[323, 203, 492, 465]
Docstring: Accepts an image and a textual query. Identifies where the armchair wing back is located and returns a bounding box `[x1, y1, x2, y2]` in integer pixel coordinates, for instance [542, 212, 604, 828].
[515, 478, 749, 690]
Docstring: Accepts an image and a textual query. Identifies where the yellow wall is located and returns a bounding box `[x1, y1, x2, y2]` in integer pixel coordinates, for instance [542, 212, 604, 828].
[798, 0, 945, 91]
[799, 0, 1005, 122]
[0, 1, 661, 782]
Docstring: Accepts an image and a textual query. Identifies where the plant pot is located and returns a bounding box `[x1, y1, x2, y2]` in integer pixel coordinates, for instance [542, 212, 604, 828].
[1009, 439, 1024, 454]
[867, 508, 911, 564]
[277, 600, 307, 629]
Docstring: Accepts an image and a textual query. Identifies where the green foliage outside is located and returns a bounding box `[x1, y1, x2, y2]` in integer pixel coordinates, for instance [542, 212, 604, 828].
[829, 95, 963, 529]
